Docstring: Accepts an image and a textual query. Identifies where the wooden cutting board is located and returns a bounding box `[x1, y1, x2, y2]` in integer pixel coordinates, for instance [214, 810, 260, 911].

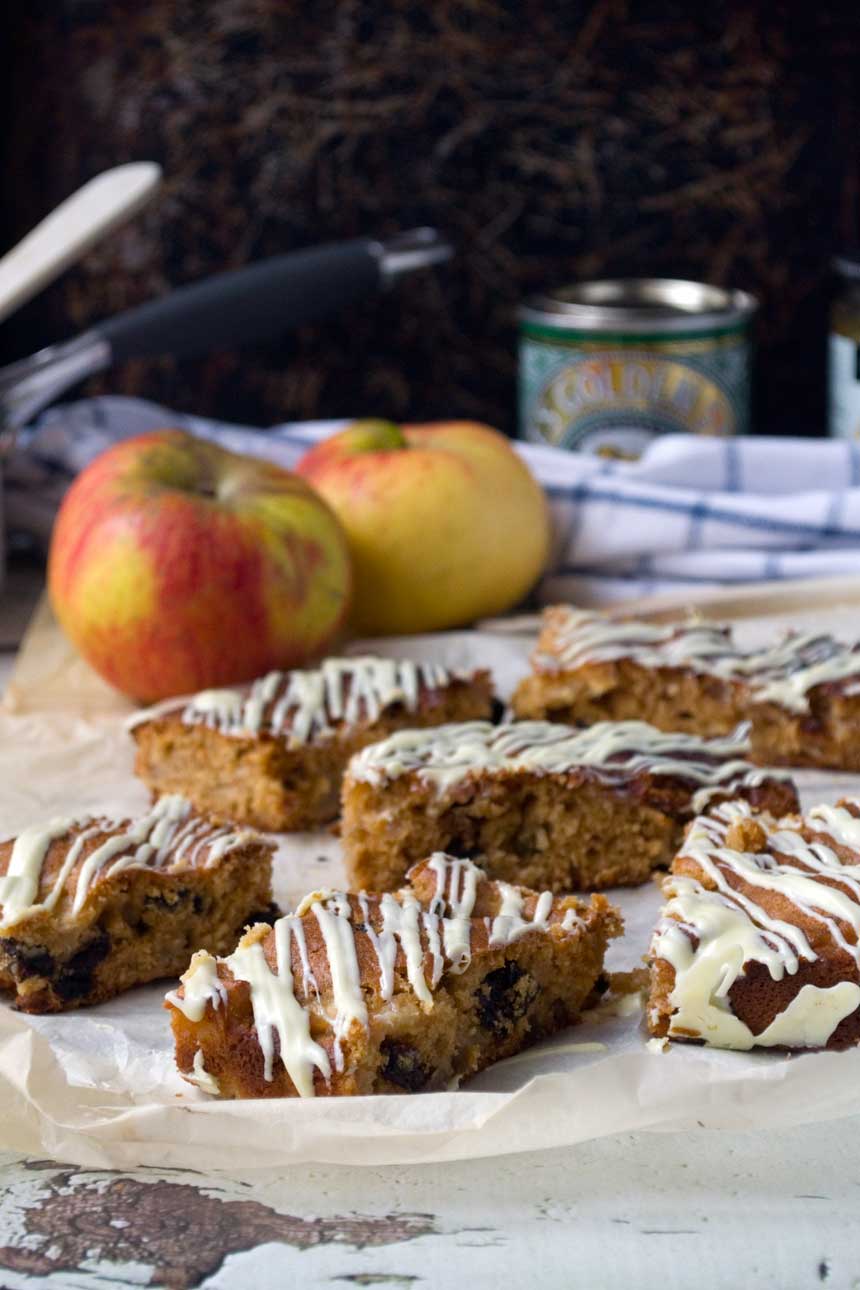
[480, 573, 860, 633]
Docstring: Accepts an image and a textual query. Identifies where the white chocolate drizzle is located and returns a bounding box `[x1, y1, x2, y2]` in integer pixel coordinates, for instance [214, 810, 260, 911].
[190, 1049, 221, 1096]
[0, 818, 77, 922]
[174, 854, 591, 1097]
[489, 883, 553, 947]
[651, 799, 860, 1050]
[166, 950, 228, 1022]
[226, 918, 331, 1095]
[535, 606, 860, 715]
[0, 796, 257, 929]
[128, 655, 463, 744]
[347, 719, 787, 809]
[311, 893, 368, 1070]
[427, 854, 482, 972]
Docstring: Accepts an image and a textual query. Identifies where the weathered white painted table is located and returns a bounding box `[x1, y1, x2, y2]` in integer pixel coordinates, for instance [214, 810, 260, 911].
[0, 1123, 856, 1288]
[0, 578, 858, 1289]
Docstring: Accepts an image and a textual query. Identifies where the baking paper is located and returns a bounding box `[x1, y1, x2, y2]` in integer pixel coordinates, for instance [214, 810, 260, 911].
[2, 599, 860, 1169]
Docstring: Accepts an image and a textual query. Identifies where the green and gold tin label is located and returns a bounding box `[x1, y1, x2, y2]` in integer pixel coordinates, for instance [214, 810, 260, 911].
[519, 326, 751, 454]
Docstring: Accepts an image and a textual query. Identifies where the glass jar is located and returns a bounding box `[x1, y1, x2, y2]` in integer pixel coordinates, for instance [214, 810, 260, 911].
[829, 254, 860, 440]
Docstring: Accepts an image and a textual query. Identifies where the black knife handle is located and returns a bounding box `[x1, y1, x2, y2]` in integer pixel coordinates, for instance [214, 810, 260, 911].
[98, 239, 383, 363]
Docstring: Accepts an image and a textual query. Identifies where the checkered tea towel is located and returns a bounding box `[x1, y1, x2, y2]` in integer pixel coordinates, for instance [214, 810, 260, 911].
[6, 395, 860, 606]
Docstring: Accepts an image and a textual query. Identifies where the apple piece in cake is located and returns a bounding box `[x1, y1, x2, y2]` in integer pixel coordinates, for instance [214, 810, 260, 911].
[0, 795, 274, 1013]
[648, 798, 860, 1051]
[166, 855, 622, 1098]
[512, 605, 860, 770]
[130, 655, 495, 831]
[340, 719, 798, 893]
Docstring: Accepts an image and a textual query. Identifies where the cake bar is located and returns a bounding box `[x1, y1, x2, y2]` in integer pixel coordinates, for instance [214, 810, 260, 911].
[0, 795, 274, 1013]
[512, 605, 860, 769]
[130, 655, 494, 832]
[340, 719, 798, 893]
[648, 799, 860, 1051]
[167, 855, 622, 1097]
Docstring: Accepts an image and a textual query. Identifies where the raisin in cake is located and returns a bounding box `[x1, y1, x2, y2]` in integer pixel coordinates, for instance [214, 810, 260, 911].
[167, 855, 622, 1097]
[648, 799, 860, 1051]
[130, 655, 494, 832]
[341, 719, 797, 892]
[0, 795, 274, 1012]
[513, 605, 860, 770]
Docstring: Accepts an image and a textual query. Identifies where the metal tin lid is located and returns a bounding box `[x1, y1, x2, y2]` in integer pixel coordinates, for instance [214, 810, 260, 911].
[521, 277, 758, 333]
[833, 253, 860, 282]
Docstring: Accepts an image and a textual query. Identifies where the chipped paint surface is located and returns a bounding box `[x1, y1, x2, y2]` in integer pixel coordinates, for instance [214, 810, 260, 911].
[0, 1121, 859, 1288]
[0, 1165, 434, 1289]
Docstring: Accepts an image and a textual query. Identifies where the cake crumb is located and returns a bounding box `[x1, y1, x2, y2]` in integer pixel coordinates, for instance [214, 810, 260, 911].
[725, 816, 767, 853]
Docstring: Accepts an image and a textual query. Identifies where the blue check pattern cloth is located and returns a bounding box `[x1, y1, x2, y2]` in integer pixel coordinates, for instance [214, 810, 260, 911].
[7, 395, 860, 606]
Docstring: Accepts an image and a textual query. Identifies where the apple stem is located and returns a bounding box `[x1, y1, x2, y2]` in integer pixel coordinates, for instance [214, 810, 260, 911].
[346, 419, 406, 453]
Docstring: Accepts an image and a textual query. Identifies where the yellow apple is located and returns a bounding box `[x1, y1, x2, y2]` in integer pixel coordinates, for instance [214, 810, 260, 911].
[296, 419, 550, 635]
[48, 429, 352, 702]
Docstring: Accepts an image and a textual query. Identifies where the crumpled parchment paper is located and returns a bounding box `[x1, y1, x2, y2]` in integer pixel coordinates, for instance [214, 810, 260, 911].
[2, 598, 860, 1168]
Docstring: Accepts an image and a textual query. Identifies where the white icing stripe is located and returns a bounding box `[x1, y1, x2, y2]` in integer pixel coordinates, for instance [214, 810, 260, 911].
[422, 910, 445, 990]
[0, 796, 256, 928]
[652, 798, 860, 1050]
[0, 818, 75, 922]
[752, 982, 860, 1047]
[226, 918, 331, 1094]
[358, 891, 396, 999]
[807, 803, 860, 852]
[180, 855, 589, 1096]
[428, 854, 481, 973]
[311, 894, 368, 1071]
[130, 655, 469, 743]
[348, 718, 786, 802]
[488, 884, 553, 947]
[291, 915, 319, 1001]
[189, 1048, 221, 1095]
[379, 892, 433, 1006]
[166, 950, 228, 1022]
[537, 606, 860, 715]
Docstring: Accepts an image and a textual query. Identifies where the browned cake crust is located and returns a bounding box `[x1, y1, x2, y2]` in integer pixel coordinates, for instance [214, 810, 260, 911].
[648, 799, 860, 1052]
[512, 606, 860, 770]
[167, 856, 622, 1098]
[131, 658, 494, 831]
[512, 606, 747, 737]
[0, 796, 274, 1013]
[340, 721, 798, 893]
[513, 656, 748, 738]
[749, 692, 860, 770]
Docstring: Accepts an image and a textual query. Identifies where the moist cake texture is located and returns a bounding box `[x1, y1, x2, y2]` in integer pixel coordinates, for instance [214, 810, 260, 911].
[649, 798, 860, 1051]
[0, 795, 274, 1013]
[512, 606, 860, 769]
[130, 655, 494, 831]
[167, 854, 622, 1097]
[340, 719, 798, 892]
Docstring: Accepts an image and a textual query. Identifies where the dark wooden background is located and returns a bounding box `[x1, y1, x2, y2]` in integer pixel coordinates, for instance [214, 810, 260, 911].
[2, 1, 858, 437]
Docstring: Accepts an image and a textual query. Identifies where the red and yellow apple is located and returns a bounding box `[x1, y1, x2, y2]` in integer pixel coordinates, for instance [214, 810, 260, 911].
[48, 429, 352, 702]
[296, 420, 550, 635]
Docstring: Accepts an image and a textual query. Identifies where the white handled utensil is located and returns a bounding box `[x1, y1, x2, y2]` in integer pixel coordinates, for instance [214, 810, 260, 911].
[0, 162, 162, 326]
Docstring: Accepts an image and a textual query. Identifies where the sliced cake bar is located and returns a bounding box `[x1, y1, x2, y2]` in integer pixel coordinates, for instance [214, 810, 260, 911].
[166, 855, 622, 1097]
[130, 655, 494, 832]
[0, 795, 274, 1012]
[513, 605, 860, 770]
[648, 798, 860, 1051]
[340, 719, 798, 892]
